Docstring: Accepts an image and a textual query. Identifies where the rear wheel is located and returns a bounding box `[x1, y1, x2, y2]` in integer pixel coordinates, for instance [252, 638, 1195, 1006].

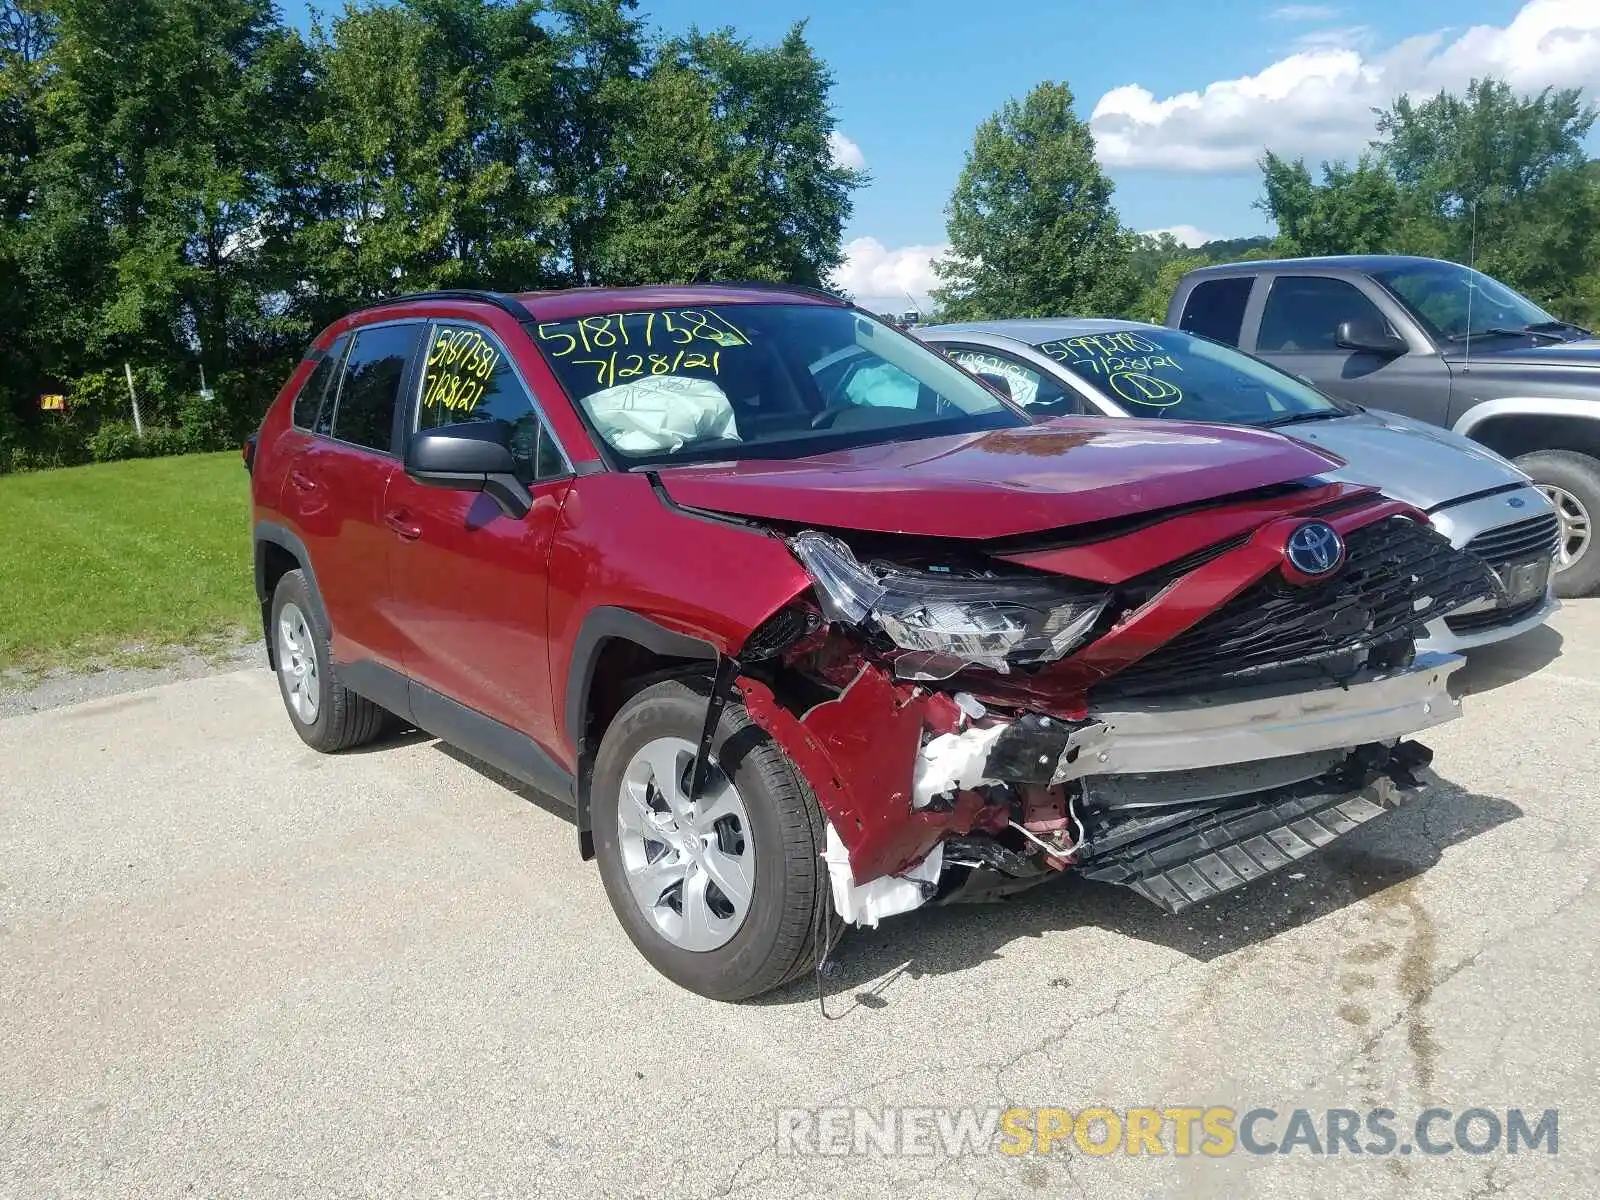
[270, 570, 387, 752]
[1515, 450, 1600, 598]
[590, 678, 834, 1001]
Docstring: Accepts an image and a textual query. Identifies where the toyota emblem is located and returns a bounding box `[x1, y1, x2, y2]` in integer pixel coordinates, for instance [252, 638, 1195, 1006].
[1285, 521, 1345, 577]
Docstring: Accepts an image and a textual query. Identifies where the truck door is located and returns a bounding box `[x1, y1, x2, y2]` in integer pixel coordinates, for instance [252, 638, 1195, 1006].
[1246, 274, 1452, 425]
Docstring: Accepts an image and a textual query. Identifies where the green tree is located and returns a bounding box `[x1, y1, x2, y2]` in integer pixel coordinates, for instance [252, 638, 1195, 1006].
[933, 81, 1138, 321]
[1257, 152, 1400, 257]
[601, 23, 862, 286]
[1376, 78, 1600, 318]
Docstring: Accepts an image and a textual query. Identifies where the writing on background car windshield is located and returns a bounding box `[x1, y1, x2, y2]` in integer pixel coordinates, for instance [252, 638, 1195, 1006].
[1038, 332, 1185, 409]
[534, 309, 750, 390]
[424, 327, 502, 414]
[954, 352, 1039, 406]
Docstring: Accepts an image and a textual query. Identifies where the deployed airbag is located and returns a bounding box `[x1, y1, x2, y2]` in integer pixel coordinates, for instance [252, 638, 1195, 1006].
[582, 376, 740, 454]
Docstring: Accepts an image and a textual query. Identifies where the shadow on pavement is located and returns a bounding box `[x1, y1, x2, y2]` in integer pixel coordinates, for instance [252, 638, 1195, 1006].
[1452, 622, 1564, 696]
[768, 774, 1522, 1011]
[420, 729, 1521, 1015]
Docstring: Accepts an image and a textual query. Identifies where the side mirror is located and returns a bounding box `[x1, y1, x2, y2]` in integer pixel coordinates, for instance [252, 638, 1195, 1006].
[1335, 318, 1407, 357]
[977, 371, 1013, 400]
[405, 422, 532, 518]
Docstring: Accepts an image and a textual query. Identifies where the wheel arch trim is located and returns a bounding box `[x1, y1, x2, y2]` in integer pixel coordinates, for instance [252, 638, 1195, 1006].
[564, 607, 720, 857]
[254, 523, 331, 669]
[1453, 396, 1600, 439]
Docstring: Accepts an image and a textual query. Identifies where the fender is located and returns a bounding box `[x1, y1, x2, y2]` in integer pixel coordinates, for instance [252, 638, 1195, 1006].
[1453, 396, 1600, 438]
[565, 606, 719, 858]
[253, 522, 332, 669]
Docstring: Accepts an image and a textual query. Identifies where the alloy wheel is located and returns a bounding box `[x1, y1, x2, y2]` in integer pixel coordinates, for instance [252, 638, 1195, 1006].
[1539, 483, 1593, 571]
[616, 736, 754, 952]
[276, 601, 321, 724]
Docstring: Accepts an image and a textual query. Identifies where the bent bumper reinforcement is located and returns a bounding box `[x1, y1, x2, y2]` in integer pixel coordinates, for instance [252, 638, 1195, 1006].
[1083, 652, 1465, 777]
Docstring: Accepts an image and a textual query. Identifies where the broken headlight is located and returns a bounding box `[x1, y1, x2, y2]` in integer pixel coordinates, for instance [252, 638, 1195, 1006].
[789, 531, 1109, 678]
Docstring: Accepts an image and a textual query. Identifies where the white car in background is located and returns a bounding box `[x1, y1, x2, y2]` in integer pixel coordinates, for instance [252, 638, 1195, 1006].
[919, 317, 1560, 654]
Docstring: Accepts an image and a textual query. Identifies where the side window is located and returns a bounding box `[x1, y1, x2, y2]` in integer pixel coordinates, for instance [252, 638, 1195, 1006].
[291, 336, 345, 430]
[1257, 276, 1389, 352]
[329, 323, 422, 452]
[418, 323, 568, 484]
[948, 347, 1081, 415]
[1179, 277, 1253, 346]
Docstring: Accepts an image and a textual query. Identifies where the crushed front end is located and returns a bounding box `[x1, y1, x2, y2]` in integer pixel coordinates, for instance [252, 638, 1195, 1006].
[733, 487, 1499, 921]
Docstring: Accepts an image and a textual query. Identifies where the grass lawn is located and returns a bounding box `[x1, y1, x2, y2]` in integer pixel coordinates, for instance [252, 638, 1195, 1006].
[0, 452, 257, 673]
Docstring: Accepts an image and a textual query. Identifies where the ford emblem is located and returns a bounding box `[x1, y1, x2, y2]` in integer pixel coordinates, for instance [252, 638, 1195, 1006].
[1285, 521, 1345, 577]
[1508, 496, 1526, 509]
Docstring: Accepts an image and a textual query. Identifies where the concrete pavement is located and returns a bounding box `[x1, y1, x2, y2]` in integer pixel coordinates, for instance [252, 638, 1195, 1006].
[2, 603, 1598, 1198]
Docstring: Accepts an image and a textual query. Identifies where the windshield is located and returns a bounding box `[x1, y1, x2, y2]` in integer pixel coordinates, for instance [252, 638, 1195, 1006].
[1034, 327, 1343, 426]
[530, 303, 1021, 466]
[1371, 261, 1557, 341]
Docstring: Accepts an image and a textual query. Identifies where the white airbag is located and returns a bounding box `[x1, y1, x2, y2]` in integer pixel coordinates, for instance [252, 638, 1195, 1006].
[583, 375, 740, 453]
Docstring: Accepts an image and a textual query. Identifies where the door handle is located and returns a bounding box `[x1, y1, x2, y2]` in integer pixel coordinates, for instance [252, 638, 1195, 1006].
[384, 508, 423, 541]
[288, 469, 318, 491]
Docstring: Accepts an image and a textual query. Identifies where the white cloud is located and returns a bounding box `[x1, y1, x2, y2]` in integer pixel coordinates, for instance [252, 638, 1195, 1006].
[1092, 0, 1600, 171]
[1292, 24, 1375, 52]
[833, 236, 948, 312]
[1270, 4, 1340, 20]
[1142, 224, 1224, 247]
[828, 131, 867, 172]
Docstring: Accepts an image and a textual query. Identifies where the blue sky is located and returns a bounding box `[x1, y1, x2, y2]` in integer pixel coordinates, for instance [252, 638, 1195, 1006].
[282, 1, 1600, 309]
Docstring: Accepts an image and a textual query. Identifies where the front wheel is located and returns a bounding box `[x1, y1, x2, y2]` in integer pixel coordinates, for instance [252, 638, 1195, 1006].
[590, 678, 834, 1001]
[1515, 450, 1600, 598]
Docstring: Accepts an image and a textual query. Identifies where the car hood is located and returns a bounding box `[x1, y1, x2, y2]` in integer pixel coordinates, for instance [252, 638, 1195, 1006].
[653, 418, 1343, 540]
[1283, 409, 1528, 510]
[1444, 337, 1600, 367]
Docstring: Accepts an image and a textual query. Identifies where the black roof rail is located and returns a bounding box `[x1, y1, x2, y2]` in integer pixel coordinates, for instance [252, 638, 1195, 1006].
[352, 289, 536, 321]
[717, 280, 849, 303]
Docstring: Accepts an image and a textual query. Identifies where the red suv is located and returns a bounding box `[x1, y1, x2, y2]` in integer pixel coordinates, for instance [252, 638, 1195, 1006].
[249, 285, 1494, 1000]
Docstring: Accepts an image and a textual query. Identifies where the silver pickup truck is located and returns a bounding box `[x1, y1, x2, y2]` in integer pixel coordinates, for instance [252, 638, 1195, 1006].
[1167, 254, 1599, 596]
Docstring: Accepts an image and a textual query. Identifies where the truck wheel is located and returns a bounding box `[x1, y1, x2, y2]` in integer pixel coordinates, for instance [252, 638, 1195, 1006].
[1516, 451, 1600, 598]
[270, 570, 387, 752]
[590, 678, 835, 1001]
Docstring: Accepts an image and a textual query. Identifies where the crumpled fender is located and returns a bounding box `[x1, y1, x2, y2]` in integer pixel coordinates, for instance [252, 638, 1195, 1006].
[738, 668, 983, 884]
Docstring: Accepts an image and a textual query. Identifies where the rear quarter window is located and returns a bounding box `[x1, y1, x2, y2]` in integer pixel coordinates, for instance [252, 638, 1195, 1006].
[1178, 277, 1254, 347]
[291, 336, 347, 430]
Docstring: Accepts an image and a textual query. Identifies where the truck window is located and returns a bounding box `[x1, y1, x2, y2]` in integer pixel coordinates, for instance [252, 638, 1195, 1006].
[1178, 277, 1252, 346]
[1258, 276, 1389, 352]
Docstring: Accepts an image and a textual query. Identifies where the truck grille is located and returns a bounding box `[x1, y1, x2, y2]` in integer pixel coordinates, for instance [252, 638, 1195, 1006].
[1095, 517, 1496, 700]
[1461, 511, 1560, 565]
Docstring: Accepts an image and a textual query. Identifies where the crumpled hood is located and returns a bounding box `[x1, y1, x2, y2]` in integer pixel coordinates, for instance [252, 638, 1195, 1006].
[1286, 408, 1528, 511]
[653, 417, 1343, 540]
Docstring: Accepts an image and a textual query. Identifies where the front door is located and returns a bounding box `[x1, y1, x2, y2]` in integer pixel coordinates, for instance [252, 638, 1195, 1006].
[385, 320, 574, 753]
[1250, 274, 1453, 425]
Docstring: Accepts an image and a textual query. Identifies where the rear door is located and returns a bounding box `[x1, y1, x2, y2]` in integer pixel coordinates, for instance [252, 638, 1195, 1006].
[282, 320, 424, 670]
[1248, 274, 1453, 424]
[385, 319, 574, 752]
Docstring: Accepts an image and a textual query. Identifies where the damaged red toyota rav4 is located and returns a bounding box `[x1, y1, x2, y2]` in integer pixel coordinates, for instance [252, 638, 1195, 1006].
[247, 284, 1498, 1001]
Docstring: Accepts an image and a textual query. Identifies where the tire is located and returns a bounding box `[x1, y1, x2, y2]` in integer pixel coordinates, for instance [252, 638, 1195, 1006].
[269, 569, 387, 753]
[590, 678, 836, 1001]
[1515, 450, 1600, 598]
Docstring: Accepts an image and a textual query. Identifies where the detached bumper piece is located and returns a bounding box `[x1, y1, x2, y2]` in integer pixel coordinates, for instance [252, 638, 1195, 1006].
[1076, 741, 1433, 913]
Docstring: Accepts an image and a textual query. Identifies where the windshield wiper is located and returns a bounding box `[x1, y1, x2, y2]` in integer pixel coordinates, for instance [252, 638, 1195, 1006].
[1448, 324, 1566, 344]
[1526, 319, 1592, 339]
[1259, 410, 1344, 428]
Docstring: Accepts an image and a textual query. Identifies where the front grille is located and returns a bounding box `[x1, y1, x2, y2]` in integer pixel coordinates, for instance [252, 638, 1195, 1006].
[1444, 595, 1546, 635]
[1095, 517, 1496, 700]
[1463, 511, 1560, 565]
